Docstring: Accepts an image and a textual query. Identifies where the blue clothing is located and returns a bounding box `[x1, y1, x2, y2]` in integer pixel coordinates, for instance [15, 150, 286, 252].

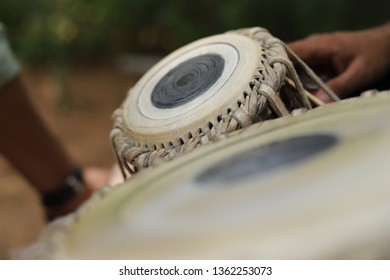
[0, 22, 21, 87]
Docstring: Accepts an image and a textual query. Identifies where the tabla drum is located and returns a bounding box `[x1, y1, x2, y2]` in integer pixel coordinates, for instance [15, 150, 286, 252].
[110, 27, 337, 176]
[20, 90, 390, 259]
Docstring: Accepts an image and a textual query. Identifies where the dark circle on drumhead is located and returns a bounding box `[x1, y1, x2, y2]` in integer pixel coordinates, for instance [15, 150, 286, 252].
[151, 54, 225, 108]
[196, 134, 338, 185]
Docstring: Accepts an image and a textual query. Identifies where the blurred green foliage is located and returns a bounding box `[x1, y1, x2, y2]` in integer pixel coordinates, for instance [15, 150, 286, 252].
[0, 0, 388, 65]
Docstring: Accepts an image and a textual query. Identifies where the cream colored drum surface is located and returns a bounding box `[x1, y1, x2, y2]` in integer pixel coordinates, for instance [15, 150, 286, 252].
[110, 27, 337, 175]
[21, 91, 390, 259]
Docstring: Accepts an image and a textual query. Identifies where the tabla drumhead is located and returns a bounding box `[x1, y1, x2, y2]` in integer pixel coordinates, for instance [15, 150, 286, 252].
[25, 93, 390, 259]
[124, 33, 260, 140]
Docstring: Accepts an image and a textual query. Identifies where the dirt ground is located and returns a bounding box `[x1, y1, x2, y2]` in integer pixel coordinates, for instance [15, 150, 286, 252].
[0, 63, 141, 259]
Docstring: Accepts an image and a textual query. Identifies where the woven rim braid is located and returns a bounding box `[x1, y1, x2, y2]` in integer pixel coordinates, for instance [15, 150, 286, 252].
[110, 27, 337, 177]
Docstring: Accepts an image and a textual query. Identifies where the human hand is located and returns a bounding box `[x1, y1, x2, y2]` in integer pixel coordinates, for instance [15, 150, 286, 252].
[289, 23, 390, 102]
[83, 167, 111, 191]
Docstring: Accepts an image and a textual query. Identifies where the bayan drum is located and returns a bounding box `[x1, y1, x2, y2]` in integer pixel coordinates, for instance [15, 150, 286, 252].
[110, 27, 337, 176]
[21, 90, 390, 259]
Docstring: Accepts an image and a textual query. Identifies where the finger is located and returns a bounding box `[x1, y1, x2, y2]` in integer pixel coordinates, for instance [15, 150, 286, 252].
[325, 59, 364, 98]
[315, 59, 362, 101]
[288, 36, 333, 64]
[314, 91, 332, 103]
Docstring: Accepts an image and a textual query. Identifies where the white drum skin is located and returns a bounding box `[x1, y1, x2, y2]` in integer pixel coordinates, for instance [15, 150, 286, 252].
[122, 34, 262, 144]
[21, 92, 390, 259]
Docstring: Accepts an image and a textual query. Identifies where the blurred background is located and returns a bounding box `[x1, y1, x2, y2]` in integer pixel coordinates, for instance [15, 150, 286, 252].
[1, 0, 389, 66]
[0, 0, 389, 258]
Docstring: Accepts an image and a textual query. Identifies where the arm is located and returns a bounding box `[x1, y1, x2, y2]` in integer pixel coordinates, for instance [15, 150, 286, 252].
[0, 24, 108, 220]
[289, 22, 390, 102]
[0, 77, 76, 194]
[0, 77, 105, 220]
